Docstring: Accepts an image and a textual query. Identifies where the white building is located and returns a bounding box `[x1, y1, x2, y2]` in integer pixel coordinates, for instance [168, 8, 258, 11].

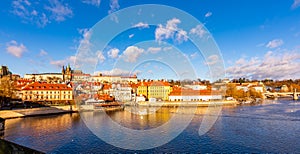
[109, 84, 133, 101]
[136, 95, 146, 102]
[168, 90, 222, 101]
[91, 74, 138, 83]
[184, 85, 207, 90]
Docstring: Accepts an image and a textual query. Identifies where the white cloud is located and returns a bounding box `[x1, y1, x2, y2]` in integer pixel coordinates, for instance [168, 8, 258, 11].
[163, 47, 172, 51]
[292, 0, 300, 9]
[50, 55, 76, 68]
[11, 0, 50, 27]
[227, 50, 300, 80]
[81, 0, 101, 7]
[108, 0, 120, 23]
[50, 59, 67, 68]
[155, 18, 188, 43]
[96, 50, 105, 63]
[189, 24, 206, 38]
[31, 10, 37, 16]
[129, 34, 134, 38]
[205, 11, 212, 18]
[122, 46, 144, 63]
[204, 55, 219, 65]
[6, 40, 27, 58]
[45, 0, 73, 22]
[176, 29, 188, 43]
[266, 39, 284, 49]
[108, 48, 120, 59]
[147, 47, 161, 54]
[39, 49, 48, 56]
[78, 28, 92, 50]
[133, 22, 149, 29]
[190, 52, 198, 59]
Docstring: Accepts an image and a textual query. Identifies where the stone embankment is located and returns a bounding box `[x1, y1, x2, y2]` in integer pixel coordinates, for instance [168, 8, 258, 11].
[0, 105, 78, 119]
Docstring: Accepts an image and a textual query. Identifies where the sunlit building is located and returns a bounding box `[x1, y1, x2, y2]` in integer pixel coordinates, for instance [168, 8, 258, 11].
[169, 89, 222, 101]
[21, 82, 73, 103]
[91, 73, 138, 83]
[24, 65, 72, 83]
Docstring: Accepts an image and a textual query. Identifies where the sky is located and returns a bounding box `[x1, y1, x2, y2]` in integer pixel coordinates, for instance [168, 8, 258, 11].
[0, 0, 300, 81]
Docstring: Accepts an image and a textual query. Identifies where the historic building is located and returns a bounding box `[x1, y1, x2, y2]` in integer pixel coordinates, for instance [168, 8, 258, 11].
[21, 82, 73, 103]
[91, 73, 138, 83]
[24, 65, 72, 83]
[168, 89, 222, 101]
[0, 65, 12, 78]
[137, 81, 172, 101]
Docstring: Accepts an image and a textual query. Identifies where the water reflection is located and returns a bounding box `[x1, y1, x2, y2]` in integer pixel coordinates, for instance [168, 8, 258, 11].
[2, 99, 300, 153]
[4, 113, 80, 152]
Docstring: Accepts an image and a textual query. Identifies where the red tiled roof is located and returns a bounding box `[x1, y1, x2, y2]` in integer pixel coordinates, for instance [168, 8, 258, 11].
[22, 82, 72, 90]
[169, 89, 219, 96]
[136, 81, 170, 87]
[102, 84, 111, 90]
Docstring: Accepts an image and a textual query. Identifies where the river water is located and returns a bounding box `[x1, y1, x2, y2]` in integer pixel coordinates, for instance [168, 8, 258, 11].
[2, 99, 300, 153]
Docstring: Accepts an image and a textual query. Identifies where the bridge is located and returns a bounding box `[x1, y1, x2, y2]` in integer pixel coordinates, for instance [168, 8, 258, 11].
[263, 90, 299, 100]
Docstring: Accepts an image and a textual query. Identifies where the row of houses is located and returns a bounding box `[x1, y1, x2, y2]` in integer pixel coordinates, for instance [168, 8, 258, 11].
[23, 66, 138, 84]
[15, 79, 225, 104]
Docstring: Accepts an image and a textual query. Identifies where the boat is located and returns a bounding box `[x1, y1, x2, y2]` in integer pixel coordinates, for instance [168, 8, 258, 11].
[80, 98, 124, 111]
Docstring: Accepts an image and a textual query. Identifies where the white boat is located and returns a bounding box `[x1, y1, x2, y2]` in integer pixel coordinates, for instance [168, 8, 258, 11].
[80, 98, 105, 111]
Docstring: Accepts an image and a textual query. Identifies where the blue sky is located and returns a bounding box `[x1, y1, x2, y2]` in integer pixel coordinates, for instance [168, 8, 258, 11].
[1, 0, 300, 80]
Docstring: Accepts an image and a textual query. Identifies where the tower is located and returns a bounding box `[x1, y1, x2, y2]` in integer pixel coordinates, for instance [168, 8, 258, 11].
[62, 65, 65, 82]
[65, 64, 72, 81]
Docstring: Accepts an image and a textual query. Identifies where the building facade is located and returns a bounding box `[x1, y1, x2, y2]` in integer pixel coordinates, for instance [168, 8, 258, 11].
[91, 73, 138, 83]
[21, 82, 73, 103]
[169, 89, 222, 101]
[136, 81, 172, 101]
[24, 65, 72, 83]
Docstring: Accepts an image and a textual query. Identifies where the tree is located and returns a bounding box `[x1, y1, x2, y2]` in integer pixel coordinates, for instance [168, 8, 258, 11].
[0, 76, 17, 106]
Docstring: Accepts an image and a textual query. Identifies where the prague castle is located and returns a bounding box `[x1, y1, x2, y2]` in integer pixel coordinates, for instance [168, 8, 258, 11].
[24, 65, 72, 83]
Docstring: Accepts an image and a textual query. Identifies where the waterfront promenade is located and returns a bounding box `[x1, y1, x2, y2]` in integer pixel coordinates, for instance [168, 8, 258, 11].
[0, 101, 239, 119]
[131, 100, 239, 107]
[0, 105, 78, 119]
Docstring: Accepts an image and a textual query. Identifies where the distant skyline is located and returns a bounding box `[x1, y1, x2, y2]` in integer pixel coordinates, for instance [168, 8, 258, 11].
[1, 0, 300, 80]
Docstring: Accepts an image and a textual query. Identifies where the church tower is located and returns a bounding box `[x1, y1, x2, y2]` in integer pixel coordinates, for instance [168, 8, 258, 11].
[62, 65, 65, 82]
[65, 64, 72, 81]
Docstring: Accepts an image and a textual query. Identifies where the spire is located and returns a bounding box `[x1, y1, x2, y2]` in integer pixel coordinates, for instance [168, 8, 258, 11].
[62, 65, 65, 74]
[66, 63, 71, 72]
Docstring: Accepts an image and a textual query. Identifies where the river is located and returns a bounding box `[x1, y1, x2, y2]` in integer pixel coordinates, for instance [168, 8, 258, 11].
[2, 99, 300, 153]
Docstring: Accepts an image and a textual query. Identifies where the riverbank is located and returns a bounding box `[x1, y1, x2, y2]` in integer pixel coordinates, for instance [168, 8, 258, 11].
[0, 100, 239, 119]
[127, 100, 239, 107]
[0, 105, 78, 119]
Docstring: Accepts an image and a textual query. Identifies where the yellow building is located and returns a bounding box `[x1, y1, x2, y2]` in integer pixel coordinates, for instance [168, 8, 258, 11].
[137, 82, 149, 98]
[21, 82, 73, 103]
[137, 81, 172, 101]
[148, 81, 171, 101]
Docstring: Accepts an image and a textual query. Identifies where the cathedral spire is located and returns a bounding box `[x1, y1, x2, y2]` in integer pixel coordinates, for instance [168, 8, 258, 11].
[62, 65, 65, 74]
